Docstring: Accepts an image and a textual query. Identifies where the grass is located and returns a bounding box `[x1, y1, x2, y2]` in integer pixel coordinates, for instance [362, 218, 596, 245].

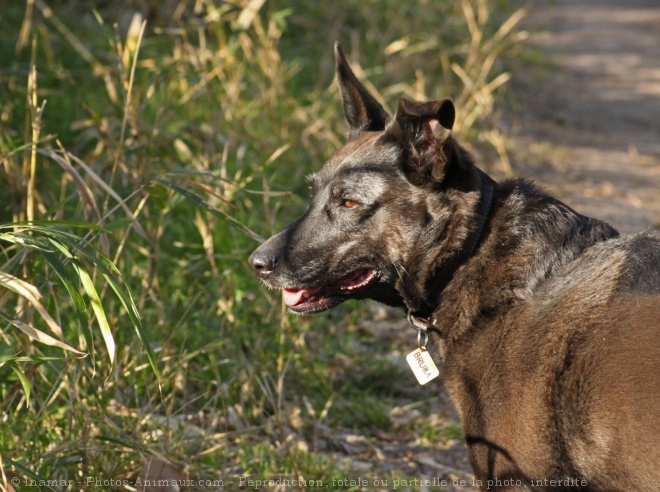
[0, 0, 524, 489]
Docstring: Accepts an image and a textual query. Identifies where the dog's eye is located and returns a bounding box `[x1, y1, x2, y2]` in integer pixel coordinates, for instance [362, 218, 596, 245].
[341, 198, 360, 209]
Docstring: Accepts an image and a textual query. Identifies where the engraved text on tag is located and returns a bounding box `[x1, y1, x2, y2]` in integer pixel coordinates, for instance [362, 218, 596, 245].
[406, 348, 440, 385]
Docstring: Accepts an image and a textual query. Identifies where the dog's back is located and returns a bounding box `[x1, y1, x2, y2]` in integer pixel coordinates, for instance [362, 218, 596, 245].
[541, 234, 660, 490]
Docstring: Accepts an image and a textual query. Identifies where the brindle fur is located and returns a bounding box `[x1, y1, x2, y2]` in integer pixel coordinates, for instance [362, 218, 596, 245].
[249, 43, 660, 491]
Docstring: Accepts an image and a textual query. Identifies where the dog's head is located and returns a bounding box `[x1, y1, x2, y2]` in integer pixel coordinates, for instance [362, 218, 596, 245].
[249, 43, 482, 314]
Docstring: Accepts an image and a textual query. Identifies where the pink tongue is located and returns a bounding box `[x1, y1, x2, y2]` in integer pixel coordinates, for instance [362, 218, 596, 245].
[283, 289, 305, 307]
[283, 287, 321, 307]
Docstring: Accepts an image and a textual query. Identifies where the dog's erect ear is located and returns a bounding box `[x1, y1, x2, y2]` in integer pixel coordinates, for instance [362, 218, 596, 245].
[382, 97, 458, 185]
[334, 42, 390, 133]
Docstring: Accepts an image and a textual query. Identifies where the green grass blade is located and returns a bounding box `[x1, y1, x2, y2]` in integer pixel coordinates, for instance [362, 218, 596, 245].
[10, 365, 31, 403]
[71, 260, 115, 364]
[0, 312, 84, 355]
[0, 231, 55, 253]
[97, 267, 161, 384]
[13, 355, 66, 363]
[0, 220, 108, 231]
[0, 272, 65, 338]
[95, 434, 149, 453]
[42, 248, 89, 320]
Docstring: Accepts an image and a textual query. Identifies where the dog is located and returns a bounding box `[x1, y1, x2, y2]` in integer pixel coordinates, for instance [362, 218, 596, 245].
[249, 43, 660, 491]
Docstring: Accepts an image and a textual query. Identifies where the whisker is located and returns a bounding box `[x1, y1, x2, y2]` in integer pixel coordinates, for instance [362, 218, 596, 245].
[392, 260, 408, 284]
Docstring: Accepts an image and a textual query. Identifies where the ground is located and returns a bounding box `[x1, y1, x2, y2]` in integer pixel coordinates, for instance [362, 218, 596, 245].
[505, 0, 660, 234]
[347, 1, 660, 490]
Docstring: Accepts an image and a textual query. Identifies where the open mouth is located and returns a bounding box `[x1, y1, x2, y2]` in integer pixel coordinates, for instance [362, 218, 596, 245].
[282, 268, 378, 313]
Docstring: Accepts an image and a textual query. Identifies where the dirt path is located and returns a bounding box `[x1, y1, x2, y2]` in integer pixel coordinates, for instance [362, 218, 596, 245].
[506, 0, 660, 234]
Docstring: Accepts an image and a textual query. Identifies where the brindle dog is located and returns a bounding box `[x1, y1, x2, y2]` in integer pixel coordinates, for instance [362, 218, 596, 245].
[249, 43, 660, 491]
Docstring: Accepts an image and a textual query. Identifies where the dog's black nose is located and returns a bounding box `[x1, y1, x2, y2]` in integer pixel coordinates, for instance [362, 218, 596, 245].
[249, 250, 277, 278]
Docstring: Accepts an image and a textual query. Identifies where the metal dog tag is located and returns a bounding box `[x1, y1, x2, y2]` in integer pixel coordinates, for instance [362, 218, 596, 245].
[406, 348, 440, 385]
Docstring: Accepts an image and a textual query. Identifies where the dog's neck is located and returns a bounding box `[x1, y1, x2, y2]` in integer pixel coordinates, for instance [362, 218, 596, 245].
[405, 168, 496, 324]
[426, 170, 496, 306]
[426, 179, 620, 348]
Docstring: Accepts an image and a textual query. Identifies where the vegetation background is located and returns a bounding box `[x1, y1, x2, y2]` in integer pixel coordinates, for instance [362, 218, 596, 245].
[0, 0, 524, 489]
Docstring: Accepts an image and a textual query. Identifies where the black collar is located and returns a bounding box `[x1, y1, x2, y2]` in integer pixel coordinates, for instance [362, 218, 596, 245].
[407, 170, 496, 331]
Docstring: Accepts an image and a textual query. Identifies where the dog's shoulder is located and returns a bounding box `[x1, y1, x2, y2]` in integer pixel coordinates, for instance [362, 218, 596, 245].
[529, 231, 660, 308]
[616, 230, 660, 293]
